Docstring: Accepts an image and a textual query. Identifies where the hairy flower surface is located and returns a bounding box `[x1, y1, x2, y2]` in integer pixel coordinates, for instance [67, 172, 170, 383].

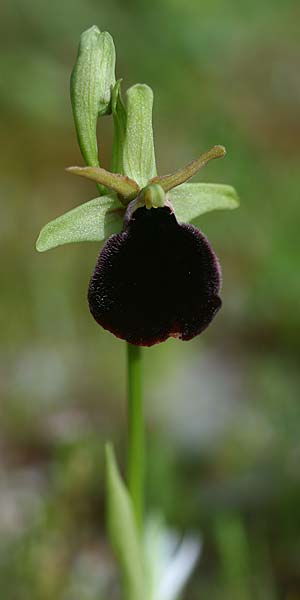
[88, 203, 221, 346]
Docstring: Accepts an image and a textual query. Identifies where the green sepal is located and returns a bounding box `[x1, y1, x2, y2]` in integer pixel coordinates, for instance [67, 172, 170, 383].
[36, 196, 124, 252]
[111, 80, 127, 174]
[70, 26, 116, 167]
[123, 84, 157, 187]
[169, 183, 239, 224]
[105, 444, 145, 600]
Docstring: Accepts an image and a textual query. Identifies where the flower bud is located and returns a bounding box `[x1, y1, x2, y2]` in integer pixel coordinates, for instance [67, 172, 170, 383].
[70, 25, 116, 167]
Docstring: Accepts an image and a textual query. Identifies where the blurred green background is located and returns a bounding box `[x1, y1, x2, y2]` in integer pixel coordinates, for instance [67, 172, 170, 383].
[1, 0, 300, 598]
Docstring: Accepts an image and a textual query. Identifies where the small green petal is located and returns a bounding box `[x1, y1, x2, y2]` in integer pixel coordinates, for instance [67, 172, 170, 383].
[111, 79, 127, 174]
[123, 84, 157, 187]
[151, 146, 226, 192]
[67, 165, 139, 200]
[105, 444, 144, 600]
[169, 183, 239, 224]
[36, 196, 124, 252]
[70, 26, 116, 167]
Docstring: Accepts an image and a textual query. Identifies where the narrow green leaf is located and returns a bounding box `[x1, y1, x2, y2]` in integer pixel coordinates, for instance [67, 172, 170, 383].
[67, 165, 139, 200]
[106, 444, 145, 600]
[111, 79, 127, 174]
[151, 146, 226, 192]
[123, 84, 157, 187]
[70, 26, 116, 167]
[36, 196, 124, 252]
[169, 183, 239, 224]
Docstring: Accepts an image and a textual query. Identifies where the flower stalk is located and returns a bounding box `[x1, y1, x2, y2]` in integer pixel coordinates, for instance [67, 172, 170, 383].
[127, 343, 144, 533]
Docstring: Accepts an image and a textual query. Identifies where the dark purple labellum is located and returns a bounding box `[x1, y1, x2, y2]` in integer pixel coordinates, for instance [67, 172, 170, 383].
[88, 205, 222, 346]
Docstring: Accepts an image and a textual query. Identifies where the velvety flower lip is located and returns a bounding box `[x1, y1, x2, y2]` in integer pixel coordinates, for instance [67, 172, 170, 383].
[88, 203, 222, 347]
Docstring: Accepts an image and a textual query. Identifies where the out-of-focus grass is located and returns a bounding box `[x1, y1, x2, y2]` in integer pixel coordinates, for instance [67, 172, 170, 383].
[1, 0, 300, 597]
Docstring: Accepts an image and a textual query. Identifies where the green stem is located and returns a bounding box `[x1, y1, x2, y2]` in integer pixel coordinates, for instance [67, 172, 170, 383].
[127, 342, 144, 532]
